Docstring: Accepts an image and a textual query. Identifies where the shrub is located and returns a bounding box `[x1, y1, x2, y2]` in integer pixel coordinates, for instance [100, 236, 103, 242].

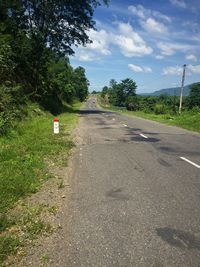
[0, 86, 26, 135]
[154, 103, 167, 114]
[125, 96, 139, 111]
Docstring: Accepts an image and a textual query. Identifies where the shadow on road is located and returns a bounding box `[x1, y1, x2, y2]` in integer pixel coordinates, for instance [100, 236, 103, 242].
[156, 227, 200, 250]
[130, 136, 160, 143]
[79, 109, 111, 115]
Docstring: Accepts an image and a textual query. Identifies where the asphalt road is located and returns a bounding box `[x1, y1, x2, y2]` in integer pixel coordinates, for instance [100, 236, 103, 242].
[56, 96, 200, 267]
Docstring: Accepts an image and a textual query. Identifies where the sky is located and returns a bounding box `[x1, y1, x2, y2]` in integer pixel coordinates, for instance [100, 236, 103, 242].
[70, 0, 200, 93]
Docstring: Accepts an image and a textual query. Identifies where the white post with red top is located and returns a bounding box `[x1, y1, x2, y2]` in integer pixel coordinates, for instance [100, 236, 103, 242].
[53, 118, 59, 134]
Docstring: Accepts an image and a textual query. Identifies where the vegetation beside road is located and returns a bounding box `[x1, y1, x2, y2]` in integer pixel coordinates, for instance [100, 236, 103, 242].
[0, 1, 108, 264]
[0, 101, 81, 265]
[98, 79, 200, 133]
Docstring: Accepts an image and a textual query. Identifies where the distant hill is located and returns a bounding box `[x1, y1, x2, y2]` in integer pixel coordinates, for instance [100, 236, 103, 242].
[140, 83, 198, 96]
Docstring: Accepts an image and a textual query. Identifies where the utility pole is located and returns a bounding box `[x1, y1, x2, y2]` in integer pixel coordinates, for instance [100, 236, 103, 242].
[179, 64, 186, 114]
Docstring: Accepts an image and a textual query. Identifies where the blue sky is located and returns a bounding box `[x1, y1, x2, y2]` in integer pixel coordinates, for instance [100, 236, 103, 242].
[70, 0, 200, 93]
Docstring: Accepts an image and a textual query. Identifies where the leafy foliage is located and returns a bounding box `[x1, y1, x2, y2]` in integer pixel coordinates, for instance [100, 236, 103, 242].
[101, 78, 137, 107]
[100, 78, 200, 115]
[0, 0, 109, 134]
[187, 83, 200, 108]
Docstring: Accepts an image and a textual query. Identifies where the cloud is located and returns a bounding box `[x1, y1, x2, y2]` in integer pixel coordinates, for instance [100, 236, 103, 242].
[162, 64, 200, 75]
[140, 18, 168, 34]
[188, 64, 200, 74]
[157, 42, 194, 56]
[128, 64, 152, 73]
[155, 55, 164, 59]
[162, 66, 183, 75]
[169, 0, 187, 8]
[74, 22, 153, 61]
[74, 29, 111, 61]
[128, 5, 171, 22]
[128, 4, 170, 36]
[113, 22, 153, 57]
[185, 54, 197, 62]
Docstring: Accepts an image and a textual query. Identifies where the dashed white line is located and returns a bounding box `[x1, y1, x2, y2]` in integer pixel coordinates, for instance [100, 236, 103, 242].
[180, 157, 200, 169]
[140, 134, 148, 139]
[112, 118, 115, 121]
[123, 124, 128, 127]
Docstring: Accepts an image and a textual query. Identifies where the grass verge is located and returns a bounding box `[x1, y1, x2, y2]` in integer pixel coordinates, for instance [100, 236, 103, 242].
[0, 101, 81, 265]
[98, 96, 200, 133]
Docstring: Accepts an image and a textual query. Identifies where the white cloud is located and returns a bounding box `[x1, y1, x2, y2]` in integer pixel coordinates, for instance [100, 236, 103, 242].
[162, 66, 183, 75]
[188, 64, 200, 74]
[157, 42, 194, 56]
[74, 22, 153, 61]
[155, 55, 164, 59]
[143, 67, 153, 73]
[185, 54, 197, 62]
[162, 64, 200, 75]
[75, 52, 100, 62]
[74, 29, 111, 61]
[128, 64, 152, 73]
[128, 4, 170, 37]
[86, 29, 111, 55]
[113, 22, 153, 57]
[169, 0, 187, 8]
[128, 64, 143, 72]
[140, 18, 168, 34]
[128, 5, 171, 22]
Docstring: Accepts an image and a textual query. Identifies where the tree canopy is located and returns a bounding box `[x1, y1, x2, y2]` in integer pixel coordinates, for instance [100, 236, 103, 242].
[0, 0, 108, 134]
[188, 83, 200, 108]
[101, 78, 137, 107]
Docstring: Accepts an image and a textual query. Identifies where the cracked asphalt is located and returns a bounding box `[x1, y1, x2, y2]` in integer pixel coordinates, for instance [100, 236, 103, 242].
[52, 96, 200, 267]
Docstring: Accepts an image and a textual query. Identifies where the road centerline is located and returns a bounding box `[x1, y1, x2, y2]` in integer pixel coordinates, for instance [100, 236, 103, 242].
[180, 157, 200, 169]
[140, 133, 148, 139]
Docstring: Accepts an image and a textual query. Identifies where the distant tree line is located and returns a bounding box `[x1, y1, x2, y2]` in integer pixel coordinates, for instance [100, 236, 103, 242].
[0, 0, 107, 134]
[101, 79, 200, 114]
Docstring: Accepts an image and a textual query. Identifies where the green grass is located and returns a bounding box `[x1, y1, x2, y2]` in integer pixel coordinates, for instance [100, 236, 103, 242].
[0, 101, 81, 265]
[0, 102, 80, 214]
[0, 235, 21, 264]
[98, 96, 200, 133]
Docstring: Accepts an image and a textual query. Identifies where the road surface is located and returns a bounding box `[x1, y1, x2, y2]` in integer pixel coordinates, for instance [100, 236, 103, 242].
[56, 96, 200, 267]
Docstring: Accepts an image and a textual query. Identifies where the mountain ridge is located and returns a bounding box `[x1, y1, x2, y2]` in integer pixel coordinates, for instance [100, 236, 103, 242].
[140, 83, 199, 96]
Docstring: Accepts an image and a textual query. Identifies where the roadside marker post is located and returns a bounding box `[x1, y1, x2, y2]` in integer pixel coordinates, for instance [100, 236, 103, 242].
[53, 118, 59, 134]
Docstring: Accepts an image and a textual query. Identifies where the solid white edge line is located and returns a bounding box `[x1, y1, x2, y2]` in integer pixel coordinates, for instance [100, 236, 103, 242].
[180, 157, 200, 169]
[140, 134, 148, 139]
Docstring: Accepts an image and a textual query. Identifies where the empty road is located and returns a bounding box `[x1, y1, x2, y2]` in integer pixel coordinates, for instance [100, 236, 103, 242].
[55, 96, 200, 267]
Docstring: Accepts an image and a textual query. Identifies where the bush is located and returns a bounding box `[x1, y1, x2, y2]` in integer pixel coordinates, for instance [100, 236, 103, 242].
[0, 86, 26, 135]
[191, 106, 200, 114]
[125, 96, 139, 111]
[154, 103, 167, 114]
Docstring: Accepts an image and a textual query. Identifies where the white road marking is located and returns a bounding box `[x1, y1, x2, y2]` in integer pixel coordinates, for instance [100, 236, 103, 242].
[180, 157, 200, 169]
[112, 118, 115, 121]
[123, 124, 127, 127]
[140, 134, 148, 139]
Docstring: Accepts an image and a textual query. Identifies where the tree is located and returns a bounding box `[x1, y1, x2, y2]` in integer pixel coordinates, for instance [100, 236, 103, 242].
[187, 83, 200, 109]
[0, 0, 108, 101]
[126, 96, 139, 111]
[101, 86, 109, 97]
[0, 0, 108, 55]
[48, 56, 75, 103]
[115, 78, 137, 106]
[73, 67, 89, 101]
